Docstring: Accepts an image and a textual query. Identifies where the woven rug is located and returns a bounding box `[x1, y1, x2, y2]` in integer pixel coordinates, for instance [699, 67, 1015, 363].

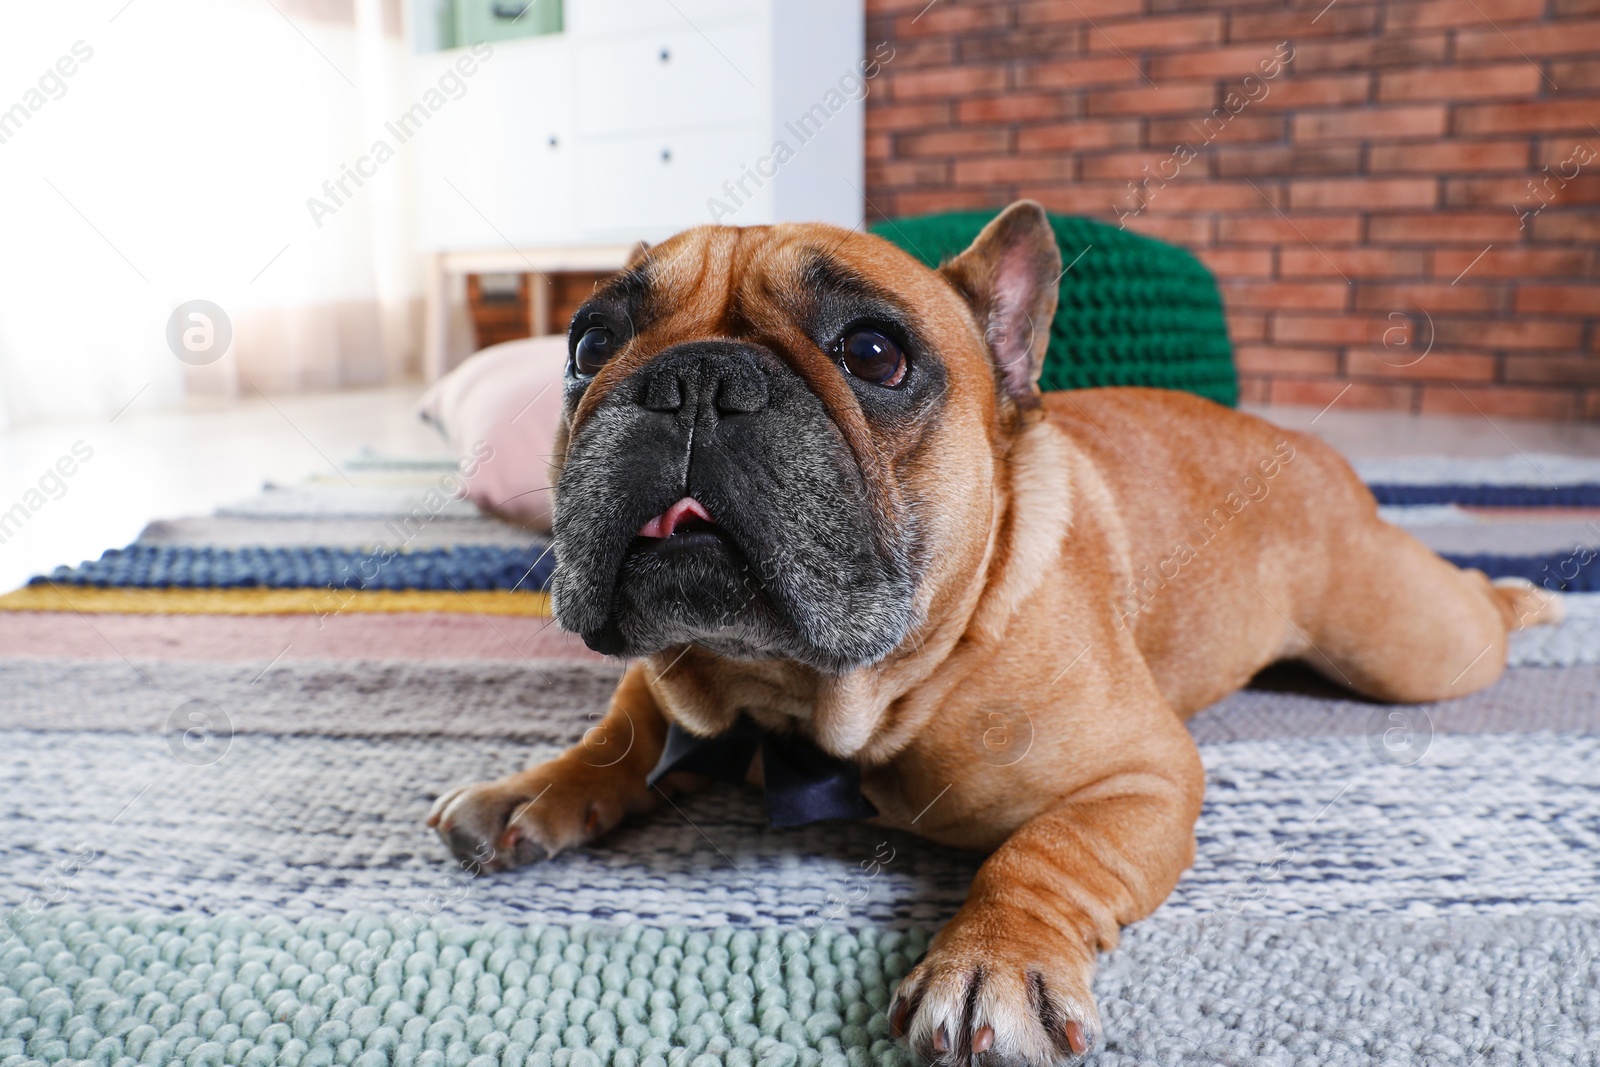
[3, 452, 1600, 1066]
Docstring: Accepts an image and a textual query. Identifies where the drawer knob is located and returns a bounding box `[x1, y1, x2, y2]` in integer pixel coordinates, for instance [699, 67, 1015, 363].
[660, 47, 671, 62]
[661, 147, 672, 163]
[548, 135, 559, 148]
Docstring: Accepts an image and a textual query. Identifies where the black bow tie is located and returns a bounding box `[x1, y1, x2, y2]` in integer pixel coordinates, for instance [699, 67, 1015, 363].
[646, 715, 879, 828]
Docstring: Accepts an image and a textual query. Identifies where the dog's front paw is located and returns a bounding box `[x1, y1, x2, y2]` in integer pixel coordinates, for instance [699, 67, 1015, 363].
[426, 757, 642, 874]
[890, 913, 1100, 1066]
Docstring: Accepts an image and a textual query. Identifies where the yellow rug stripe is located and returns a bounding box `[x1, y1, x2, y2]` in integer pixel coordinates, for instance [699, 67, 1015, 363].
[0, 585, 551, 617]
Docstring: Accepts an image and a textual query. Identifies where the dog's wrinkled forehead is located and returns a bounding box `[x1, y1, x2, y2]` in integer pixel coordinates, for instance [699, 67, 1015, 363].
[564, 224, 946, 424]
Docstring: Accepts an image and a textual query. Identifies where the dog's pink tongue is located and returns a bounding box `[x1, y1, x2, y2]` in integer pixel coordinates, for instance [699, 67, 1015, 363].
[638, 496, 713, 538]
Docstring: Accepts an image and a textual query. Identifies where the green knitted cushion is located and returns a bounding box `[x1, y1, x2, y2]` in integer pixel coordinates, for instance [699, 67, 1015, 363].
[870, 212, 1238, 406]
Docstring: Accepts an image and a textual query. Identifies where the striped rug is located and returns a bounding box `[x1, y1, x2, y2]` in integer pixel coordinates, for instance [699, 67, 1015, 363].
[3, 452, 1599, 1066]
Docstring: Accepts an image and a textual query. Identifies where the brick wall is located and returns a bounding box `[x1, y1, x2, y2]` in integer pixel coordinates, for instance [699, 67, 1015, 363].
[864, 0, 1600, 419]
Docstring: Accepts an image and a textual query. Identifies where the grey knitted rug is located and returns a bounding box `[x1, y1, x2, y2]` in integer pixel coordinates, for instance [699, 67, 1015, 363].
[3, 655, 1600, 1065]
[4, 454, 1600, 1066]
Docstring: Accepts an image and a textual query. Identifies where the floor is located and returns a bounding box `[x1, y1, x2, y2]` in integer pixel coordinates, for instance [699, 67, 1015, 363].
[1, 387, 1597, 594]
[0, 387, 451, 595]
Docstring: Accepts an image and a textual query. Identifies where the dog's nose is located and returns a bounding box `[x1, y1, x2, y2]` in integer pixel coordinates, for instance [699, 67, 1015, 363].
[636, 343, 769, 416]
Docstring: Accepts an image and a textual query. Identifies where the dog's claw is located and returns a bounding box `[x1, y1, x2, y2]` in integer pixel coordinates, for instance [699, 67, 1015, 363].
[889, 998, 910, 1038]
[891, 933, 1100, 1066]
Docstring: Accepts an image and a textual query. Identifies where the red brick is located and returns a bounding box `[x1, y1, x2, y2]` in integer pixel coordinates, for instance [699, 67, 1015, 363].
[1271, 379, 1417, 410]
[893, 3, 1011, 35]
[955, 94, 1072, 124]
[1234, 345, 1343, 375]
[1556, 0, 1600, 14]
[1354, 282, 1508, 312]
[888, 38, 958, 68]
[1432, 318, 1586, 348]
[1087, 13, 1223, 52]
[1017, 120, 1141, 151]
[1502, 356, 1600, 385]
[1149, 0, 1268, 11]
[1272, 313, 1384, 345]
[1140, 180, 1283, 212]
[866, 131, 891, 160]
[1237, 374, 1273, 404]
[1227, 311, 1269, 341]
[1222, 280, 1353, 310]
[896, 128, 1012, 157]
[1515, 284, 1600, 313]
[1080, 151, 1180, 181]
[1457, 20, 1600, 60]
[1384, 0, 1546, 30]
[1293, 34, 1449, 73]
[1246, 73, 1373, 111]
[1217, 215, 1365, 244]
[1535, 139, 1600, 168]
[891, 65, 1008, 101]
[1346, 349, 1499, 380]
[1433, 247, 1592, 279]
[1085, 83, 1217, 116]
[1149, 42, 1291, 82]
[1017, 57, 1146, 91]
[1549, 58, 1600, 89]
[961, 28, 1076, 64]
[952, 155, 1078, 184]
[1378, 64, 1545, 102]
[1448, 175, 1600, 208]
[1114, 214, 1214, 245]
[1368, 140, 1532, 173]
[1419, 384, 1580, 419]
[868, 101, 955, 132]
[1016, 0, 1145, 25]
[1228, 6, 1379, 41]
[1147, 114, 1285, 146]
[1197, 247, 1276, 277]
[1368, 212, 1526, 243]
[1294, 106, 1448, 142]
[1455, 101, 1600, 135]
[1531, 212, 1600, 241]
[1019, 184, 1135, 215]
[867, 159, 950, 186]
[1215, 145, 1361, 177]
[1289, 178, 1438, 209]
[892, 189, 1012, 216]
[1280, 248, 1429, 278]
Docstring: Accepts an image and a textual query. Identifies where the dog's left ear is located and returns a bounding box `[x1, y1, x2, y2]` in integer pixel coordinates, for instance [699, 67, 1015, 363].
[939, 201, 1061, 411]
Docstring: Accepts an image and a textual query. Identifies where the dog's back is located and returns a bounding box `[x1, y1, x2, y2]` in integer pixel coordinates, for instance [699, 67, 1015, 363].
[1043, 387, 1560, 714]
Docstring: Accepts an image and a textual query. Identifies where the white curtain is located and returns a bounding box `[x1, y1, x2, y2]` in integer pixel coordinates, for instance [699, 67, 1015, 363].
[0, 0, 419, 428]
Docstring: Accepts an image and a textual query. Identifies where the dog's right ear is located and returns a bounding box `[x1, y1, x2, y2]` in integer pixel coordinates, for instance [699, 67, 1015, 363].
[939, 201, 1061, 413]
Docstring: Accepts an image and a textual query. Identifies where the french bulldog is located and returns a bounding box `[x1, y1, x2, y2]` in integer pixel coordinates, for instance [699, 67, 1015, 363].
[428, 201, 1562, 1063]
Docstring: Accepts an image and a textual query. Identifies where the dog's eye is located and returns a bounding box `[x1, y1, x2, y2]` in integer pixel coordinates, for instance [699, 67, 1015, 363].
[837, 328, 907, 387]
[573, 325, 619, 377]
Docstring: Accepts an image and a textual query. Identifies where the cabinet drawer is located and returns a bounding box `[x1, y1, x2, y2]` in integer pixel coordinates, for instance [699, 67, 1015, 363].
[411, 42, 576, 248]
[572, 0, 762, 35]
[578, 128, 769, 236]
[575, 22, 768, 137]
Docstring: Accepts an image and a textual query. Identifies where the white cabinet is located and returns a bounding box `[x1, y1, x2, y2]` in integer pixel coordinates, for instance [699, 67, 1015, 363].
[409, 0, 864, 251]
[573, 22, 769, 137]
[412, 37, 576, 248]
[578, 128, 771, 232]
